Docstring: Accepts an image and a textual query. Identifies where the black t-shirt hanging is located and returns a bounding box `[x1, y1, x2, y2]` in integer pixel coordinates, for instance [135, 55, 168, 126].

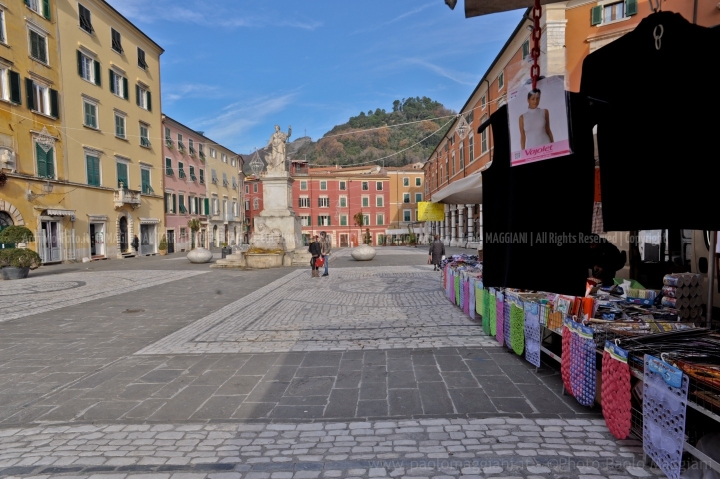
[581, 12, 720, 231]
[480, 96, 595, 296]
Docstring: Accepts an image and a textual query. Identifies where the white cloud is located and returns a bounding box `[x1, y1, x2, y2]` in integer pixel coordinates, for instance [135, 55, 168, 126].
[351, 1, 436, 34]
[163, 83, 223, 103]
[403, 59, 477, 86]
[191, 93, 296, 150]
[107, 0, 322, 30]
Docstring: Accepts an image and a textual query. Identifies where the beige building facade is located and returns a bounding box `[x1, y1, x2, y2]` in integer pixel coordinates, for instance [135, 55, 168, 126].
[53, 0, 164, 259]
[201, 138, 242, 248]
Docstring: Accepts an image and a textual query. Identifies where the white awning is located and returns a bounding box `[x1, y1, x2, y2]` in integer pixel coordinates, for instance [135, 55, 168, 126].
[432, 172, 482, 205]
[139, 218, 160, 225]
[87, 215, 108, 221]
[45, 208, 75, 216]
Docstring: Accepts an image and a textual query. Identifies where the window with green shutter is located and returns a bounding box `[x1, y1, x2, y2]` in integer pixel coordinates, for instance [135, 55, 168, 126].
[165, 157, 173, 176]
[179, 195, 186, 214]
[35, 143, 55, 179]
[204, 198, 210, 215]
[172, 194, 177, 213]
[115, 114, 125, 138]
[625, 0, 638, 16]
[42, 0, 51, 20]
[141, 169, 151, 194]
[83, 100, 97, 128]
[29, 30, 47, 64]
[116, 162, 128, 188]
[591, 5, 603, 25]
[165, 193, 171, 213]
[86, 155, 100, 186]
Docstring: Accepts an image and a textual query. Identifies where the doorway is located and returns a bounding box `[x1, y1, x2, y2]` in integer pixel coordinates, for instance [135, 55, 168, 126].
[140, 224, 156, 255]
[40, 221, 61, 262]
[119, 216, 128, 253]
[340, 234, 349, 247]
[167, 230, 175, 253]
[90, 223, 105, 257]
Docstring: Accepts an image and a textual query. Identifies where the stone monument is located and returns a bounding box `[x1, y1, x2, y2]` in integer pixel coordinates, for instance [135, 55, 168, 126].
[249, 125, 304, 266]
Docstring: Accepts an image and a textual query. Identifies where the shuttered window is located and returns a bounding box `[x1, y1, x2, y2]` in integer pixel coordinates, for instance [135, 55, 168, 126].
[78, 4, 94, 33]
[116, 162, 128, 189]
[86, 155, 100, 186]
[9, 71, 22, 104]
[137, 47, 147, 69]
[141, 169, 151, 194]
[29, 29, 47, 64]
[35, 143, 55, 179]
[111, 28, 123, 53]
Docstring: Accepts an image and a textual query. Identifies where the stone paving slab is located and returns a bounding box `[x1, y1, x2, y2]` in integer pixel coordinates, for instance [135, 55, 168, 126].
[137, 267, 496, 354]
[3, 348, 591, 424]
[0, 271, 207, 323]
[0, 419, 662, 479]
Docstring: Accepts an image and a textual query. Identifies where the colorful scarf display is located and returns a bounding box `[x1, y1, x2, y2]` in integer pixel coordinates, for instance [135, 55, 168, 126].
[510, 303, 525, 355]
[496, 293, 505, 345]
[569, 319, 596, 407]
[524, 301, 541, 368]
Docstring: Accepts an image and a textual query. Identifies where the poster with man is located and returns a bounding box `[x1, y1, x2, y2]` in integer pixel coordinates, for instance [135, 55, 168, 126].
[508, 75, 571, 166]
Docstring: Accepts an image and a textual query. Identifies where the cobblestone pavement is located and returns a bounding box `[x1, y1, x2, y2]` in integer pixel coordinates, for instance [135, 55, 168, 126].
[0, 271, 207, 323]
[137, 266, 496, 354]
[0, 249, 663, 478]
[0, 419, 662, 479]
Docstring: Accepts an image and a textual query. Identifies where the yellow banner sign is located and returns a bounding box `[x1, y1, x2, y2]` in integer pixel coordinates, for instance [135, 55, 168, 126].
[418, 202, 445, 221]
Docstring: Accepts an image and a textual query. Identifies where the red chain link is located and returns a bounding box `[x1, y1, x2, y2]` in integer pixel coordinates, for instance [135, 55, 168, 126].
[531, 0, 542, 90]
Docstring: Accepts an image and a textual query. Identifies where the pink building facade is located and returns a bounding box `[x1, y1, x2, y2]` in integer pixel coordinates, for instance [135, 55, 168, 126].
[162, 116, 208, 253]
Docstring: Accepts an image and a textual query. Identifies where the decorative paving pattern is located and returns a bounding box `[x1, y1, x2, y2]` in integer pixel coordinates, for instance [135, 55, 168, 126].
[137, 266, 498, 355]
[0, 419, 661, 479]
[331, 248, 428, 259]
[0, 270, 208, 322]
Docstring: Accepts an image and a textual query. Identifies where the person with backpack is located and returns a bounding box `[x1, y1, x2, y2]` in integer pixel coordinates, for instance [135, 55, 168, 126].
[308, 235, 322, 278]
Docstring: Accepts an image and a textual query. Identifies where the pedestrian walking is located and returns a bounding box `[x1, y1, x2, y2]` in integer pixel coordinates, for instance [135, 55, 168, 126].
[320, 231, 331, 277]
[429, 234, 445, 271]
[308, 235, 322, 278]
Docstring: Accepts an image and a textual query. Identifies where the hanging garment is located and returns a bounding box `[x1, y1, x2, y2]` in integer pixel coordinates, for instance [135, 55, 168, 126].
[581, 11, 720, 231]
[496, 293, 505, 345]
[602, 342, 632, 440]
[524, 301, 541, 368]
[479, 99, 595, 296]
[561, 319, 574, 396]
[569, 320, 596, 407]
[489, 291, 497, 337]
[469, 278, 477, 320]
[510, 303, 525, 356]
[642, 355, 689, 479]
[504, 300, 512, 349]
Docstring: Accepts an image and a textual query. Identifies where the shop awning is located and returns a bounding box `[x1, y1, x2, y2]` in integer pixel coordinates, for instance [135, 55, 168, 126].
[42, 208, 75, 216]
[139, 218, 160, 224]
[87, 215, 108, 221]
[385, 228, 423, 235]
[464, 0, 565, 17]
[432, 172, 482, 205]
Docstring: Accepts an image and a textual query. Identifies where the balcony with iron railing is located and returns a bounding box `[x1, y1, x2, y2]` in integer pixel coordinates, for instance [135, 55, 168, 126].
[114, 183, 142, 209]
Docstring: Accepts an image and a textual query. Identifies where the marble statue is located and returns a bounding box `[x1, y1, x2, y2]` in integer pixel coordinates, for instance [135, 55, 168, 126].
[264, 125, 292, 175]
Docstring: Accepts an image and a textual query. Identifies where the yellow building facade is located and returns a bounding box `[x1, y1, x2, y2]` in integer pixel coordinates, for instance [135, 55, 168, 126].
[53, 0, 164, 260]
[1, 0, 67, 258]
[387, 163, 425, 230]
[201, 137, 243, 248]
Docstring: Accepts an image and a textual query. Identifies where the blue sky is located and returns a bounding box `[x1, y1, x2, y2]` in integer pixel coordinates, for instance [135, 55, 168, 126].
[108, 1, 524, 154]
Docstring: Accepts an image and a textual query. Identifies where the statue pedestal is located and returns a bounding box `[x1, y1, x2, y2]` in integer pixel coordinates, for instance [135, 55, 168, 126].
[254, 174, 302, 252]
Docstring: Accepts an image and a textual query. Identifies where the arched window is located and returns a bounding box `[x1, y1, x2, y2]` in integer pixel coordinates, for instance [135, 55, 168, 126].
[0, 211, 14, 234]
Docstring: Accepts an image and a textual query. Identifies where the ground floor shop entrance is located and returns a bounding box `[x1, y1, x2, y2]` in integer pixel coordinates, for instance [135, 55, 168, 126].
[39, 221, 61, 263]
[89, 223, 105, 258]
[140, 224, 157, 255]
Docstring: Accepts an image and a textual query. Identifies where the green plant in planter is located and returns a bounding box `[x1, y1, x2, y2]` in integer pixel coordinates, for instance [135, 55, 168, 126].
[0, 226, 35, 244]
[159, 235, 168, 251]
[0, 248, 42, 269]
[187, 218, 201, 249]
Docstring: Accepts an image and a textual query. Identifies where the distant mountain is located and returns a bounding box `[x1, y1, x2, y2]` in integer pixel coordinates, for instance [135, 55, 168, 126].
[242, 97, 455, 173]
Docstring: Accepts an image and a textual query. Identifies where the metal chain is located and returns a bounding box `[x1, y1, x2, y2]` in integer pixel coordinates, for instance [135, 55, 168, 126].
[531, 0, 542, 90]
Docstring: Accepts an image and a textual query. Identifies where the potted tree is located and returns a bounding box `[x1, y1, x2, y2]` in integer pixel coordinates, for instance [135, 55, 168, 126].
[186, 218, 212, 263]
[0, 226, 41, 280]
[158, 234, 168, 255]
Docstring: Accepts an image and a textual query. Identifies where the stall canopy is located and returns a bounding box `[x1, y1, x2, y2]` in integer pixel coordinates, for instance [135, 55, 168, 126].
[464, 0, 565, 17]
[432, 172, 482, 205]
